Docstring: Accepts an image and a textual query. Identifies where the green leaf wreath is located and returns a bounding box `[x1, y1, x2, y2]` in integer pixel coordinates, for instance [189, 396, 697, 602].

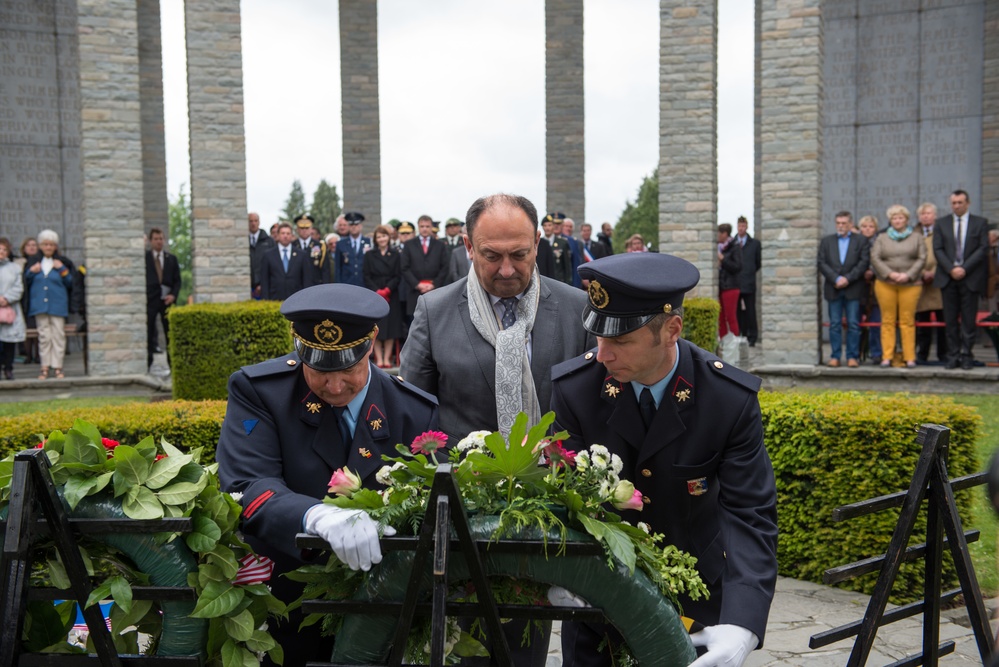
[0, 419, 285, 666]
[292, 411, 707, 664]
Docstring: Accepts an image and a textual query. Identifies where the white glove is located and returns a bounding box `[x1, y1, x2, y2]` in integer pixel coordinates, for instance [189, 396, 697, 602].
[688, 624, 758, 667]
[303, 504, 396, 571]
[547, 585, 590, 608]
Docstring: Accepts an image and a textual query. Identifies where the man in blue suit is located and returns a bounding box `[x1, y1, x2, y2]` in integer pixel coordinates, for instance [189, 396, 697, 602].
[334, 211, 372, 286]
[817, 211, 870, 367]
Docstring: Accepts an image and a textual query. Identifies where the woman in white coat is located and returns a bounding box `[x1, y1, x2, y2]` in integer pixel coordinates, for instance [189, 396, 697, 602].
[0, 237, 26, 380]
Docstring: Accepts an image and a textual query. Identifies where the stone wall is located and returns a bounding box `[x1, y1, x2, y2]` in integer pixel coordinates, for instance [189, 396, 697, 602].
[545, 0, 585, 219]
[983, 0, 999, 215]
[758, 0, 823, 365]
[340, 0, 382, 229]
[0, 0, 84, 260]
[76, 0, 148, 375]
[138, 0, 168, 236]
[185, 0, 248, 302]
[658, 0, 717, 296]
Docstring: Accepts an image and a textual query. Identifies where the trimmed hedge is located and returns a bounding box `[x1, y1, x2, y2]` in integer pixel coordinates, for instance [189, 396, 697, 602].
[0, 391, 984, 602]
[681, 297, 720, 353]
[169, 301, 292, 400]
[762, 390, 981, 602]
[0, 401, 227, 463]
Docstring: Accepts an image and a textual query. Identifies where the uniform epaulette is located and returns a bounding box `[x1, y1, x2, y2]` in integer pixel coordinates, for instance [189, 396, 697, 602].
[552, 348, 599, 382]
[392, 374, 440, 406]
[705, 357, 762, 394]
[242, 354, 302, 379]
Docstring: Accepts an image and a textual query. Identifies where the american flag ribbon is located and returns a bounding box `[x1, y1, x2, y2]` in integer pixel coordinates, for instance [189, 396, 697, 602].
[232, 553, 275, 585]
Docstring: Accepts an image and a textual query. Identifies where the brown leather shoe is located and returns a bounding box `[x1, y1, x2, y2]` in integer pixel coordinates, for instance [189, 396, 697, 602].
[847, 359, 859, 368]
[827, 359, 840, 367]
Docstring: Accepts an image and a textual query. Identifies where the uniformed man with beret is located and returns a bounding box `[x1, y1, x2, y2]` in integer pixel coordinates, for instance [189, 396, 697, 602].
[216, 283, 439, 666]
[550, 253, 778, 667]
[294, 213, 328, 286]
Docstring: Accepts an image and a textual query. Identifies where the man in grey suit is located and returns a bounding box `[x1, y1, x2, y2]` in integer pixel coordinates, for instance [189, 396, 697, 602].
[448, 240, 471, 283]
[400, 193, 594, 666]
[817, 211, 870, 367]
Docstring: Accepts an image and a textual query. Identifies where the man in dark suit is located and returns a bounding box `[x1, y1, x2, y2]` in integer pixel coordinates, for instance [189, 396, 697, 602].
[933, 189, 990, 369]
[541, 212, 573, 285]
[562, 218, 584, 288]
[536, 235, 556, 279]
[249, 212, 276, 299]
[578, 223, 608, 289]
[597, 222, 614, 254]
[817, 211, 870, 367]
[400, 214, 449, 317]
[334, 211, 371, 286]
[217, 283, 439, 667]
[260, 222, 309, 301]
[735, 216, 762, 346]
[550, 253, 777, 667]
[145, 226, 182, 368]
[400, 194, 594, 666]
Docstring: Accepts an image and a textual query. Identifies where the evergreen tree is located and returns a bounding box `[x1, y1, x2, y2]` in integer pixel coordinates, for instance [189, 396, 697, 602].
[310, 180, 341, 235]
[282, 180, 307, 222]
[615, 169, 659, 250]
[168, 185, 193, 305]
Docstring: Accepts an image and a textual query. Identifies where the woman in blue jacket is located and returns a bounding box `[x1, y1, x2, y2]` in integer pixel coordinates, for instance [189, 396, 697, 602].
[24, 229, 74, 380]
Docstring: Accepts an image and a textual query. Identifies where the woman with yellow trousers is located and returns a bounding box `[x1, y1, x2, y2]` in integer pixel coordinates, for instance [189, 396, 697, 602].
[871, 205, 926, 368]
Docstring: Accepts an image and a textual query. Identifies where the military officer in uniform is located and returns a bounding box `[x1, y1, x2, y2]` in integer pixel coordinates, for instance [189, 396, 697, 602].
[294, 213, 328, 286]
[550, 253, 777, 667]
[216, 283, 439, 666]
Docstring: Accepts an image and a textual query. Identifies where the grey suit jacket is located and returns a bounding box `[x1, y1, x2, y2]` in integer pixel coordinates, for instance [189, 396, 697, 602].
[448, 247, 471, 284]
[400, 275, 595, 441]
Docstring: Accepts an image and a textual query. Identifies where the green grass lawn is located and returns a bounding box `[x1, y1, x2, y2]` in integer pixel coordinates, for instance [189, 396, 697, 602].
[0, 396, 147, 418]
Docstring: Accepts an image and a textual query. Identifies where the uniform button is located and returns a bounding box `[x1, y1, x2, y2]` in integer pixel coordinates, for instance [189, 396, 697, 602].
[44, 298, 48, 302]
[585, 352, 594, 360]
[286, 359, 297, 366]
[642, 495, 651, 505]
[713, 361, 724, 369]
[641, 469, 652, 477]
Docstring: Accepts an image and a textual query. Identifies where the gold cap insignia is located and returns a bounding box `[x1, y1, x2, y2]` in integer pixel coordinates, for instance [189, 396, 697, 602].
[588, 281, 610, 309]
[306, 401, 322, 414]
[369, 418, 383, 431]
[315, 319, 343, 346]
[663, 303, 672, 314]
[358, 447, 372, 458]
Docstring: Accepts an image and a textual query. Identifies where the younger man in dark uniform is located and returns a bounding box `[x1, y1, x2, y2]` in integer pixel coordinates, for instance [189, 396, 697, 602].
[550, 253, 777, 667]
[216, 283, 439, 666]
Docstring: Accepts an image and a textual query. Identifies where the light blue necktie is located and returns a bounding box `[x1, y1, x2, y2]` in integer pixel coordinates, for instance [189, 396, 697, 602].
[282, 247, 289, 272]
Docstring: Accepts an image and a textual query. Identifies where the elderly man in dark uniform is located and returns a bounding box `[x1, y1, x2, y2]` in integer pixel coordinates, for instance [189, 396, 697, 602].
[216, 283, 439, 667]
[550, 253, 777, 667]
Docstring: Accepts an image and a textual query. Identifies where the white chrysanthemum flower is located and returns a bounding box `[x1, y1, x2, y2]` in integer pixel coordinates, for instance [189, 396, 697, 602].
[379, 488, 392, 505]
[637, 522, 651, 534]
[375, 465, 394, 486]
[229, 491, 243, 502]
[589, 444, 610, 470]
[457, 430, 491, 452]
[575, 451, 590, 470]
[610, 453, 623, 475]
[598, 479, 614, 500]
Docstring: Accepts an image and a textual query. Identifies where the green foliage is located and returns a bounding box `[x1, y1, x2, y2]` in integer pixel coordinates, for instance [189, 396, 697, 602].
[310, 180, 342, 235]
[761, 390, 981, 602]
[0, 401, 226, 463]
[169, 186, 194, 306]
[615, 169, 658, 250]
[169, 300, 292, 400]
[681, 297, 720, 353]
[282, 179, 307, 222]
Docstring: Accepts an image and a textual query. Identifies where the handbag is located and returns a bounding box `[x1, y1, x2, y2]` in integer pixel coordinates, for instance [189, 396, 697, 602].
[0, 305, 14, 325]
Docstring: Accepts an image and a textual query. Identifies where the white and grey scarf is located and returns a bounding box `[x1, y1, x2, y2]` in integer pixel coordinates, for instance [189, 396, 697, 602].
[466, 268, 542, 436]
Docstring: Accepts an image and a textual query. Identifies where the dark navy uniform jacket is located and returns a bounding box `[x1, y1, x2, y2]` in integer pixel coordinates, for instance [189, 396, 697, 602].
[550, 338, 777, 644]
[216, 353, 439, 576]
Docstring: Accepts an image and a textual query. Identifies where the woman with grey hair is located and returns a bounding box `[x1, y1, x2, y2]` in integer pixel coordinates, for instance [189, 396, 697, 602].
[0, 237, 26, 380]
[23, 229, 74, 380]
[871, 205, 926, 368]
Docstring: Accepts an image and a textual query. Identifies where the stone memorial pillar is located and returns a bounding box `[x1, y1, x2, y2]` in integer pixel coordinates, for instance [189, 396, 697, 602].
[658, 0, 717, 296]
[340, 0, 382, 229]
[983, 1, 999, 214]
[184, 0, 249, 303]
[545, 0, 585, 219]
[758, 0, 823, 365]
[138, 0, 168, 235]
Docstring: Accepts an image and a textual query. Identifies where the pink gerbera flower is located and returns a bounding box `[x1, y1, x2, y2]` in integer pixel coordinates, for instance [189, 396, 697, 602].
[543, 440, 577, 468]
[410, 430, 448, 456]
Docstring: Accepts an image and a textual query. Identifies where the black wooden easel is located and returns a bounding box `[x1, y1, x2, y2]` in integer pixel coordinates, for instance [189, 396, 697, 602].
[0, 448, 199, 667]
[809, 424, 994, 666]
[296, 464, 609, 667]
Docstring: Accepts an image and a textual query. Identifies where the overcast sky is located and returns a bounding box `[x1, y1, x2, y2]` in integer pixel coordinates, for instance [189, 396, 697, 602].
[161, 1, 754, 230]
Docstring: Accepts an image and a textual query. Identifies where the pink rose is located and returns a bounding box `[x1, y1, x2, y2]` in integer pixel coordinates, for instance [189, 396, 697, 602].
[327, 467, 362, 497]
[410, 430, 448, 456]
[102, 438, 120, 450]
[611, 481, 644, 512]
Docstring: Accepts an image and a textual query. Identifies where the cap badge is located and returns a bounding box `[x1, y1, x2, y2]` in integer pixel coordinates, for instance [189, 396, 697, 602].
[369, 418, 383, 431]
[687, 477, 708, 496]
[358, 447, 372, 458]
[663, 303, 672, 314]
[588, 281, 610, 309]
[604, 382, 620, 398]
[306, 401, 322, 414]
[675, 388, 691, 403]
[315, 319, 344, 346]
